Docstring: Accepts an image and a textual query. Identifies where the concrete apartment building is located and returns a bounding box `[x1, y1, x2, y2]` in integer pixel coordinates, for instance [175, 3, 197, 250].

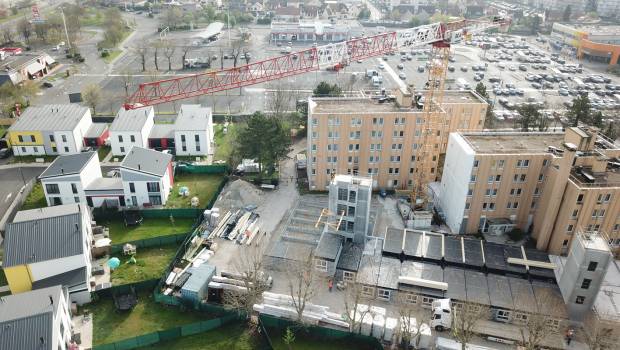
[306, 88, 488, 191]
[438, 127, 620, 255]
[0, 285, 74, 350]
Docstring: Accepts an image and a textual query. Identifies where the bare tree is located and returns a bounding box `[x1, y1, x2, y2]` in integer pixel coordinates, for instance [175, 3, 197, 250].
[285, 252, 319, 323]
[219, 46, 225, 69]
[180, 45, 192, 69]
[17, 18, 32, 44]
[515, 289, 565, 350]
[2, 28, 15, 44]
[152, 41, 162, 71]
[580, 311, 615, 350]
[231, 39, 245, 67]
[396, 294, 431, 349]
[222, 242, 269, 317]
[267, 81, 294, 118]
[82, 84, 103, 115]
[163, 41, 176, 71]
[342, 278, 373, 333]
[451, 301, 489, 350]
[120, 70, 134, 99]
[133, 44, 149, 72]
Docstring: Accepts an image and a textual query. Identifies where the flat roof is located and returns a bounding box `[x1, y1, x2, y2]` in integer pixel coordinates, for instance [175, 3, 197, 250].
[12, 203, 84, 223]
[444, 267, 467, 300]
[487, 274, 514, 309]
[336, 242, 363, 271]
[84, 123, 108, 138]
[149, 124, 175, 139]
[377, 257, 401, 290]
[85, 177, 123, 191]
[593, 260, 620, 321]
[315, 231, 343, 260]
[465, 270, 490, 305]
[460, 132, 565, 154]
[332, 174, 372, 187]
[9, 104, 90, 132]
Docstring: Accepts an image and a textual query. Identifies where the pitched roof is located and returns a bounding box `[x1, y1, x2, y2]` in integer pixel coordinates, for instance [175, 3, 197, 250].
[9, 104, 90, 131]
[39, 151, 97, 179]
[12, 203, 85, 223]
[148, 124, 175, 139]
[32, 267, 88, 292]
[121, 146, 172, 177]
[275, 6, 300, 15]
[84, 123, 108, 138]
[0, 285, 64, 350]
[109, 106, 154, 132]
[4, 211, 86, 267]
[175, 104, 211, 131]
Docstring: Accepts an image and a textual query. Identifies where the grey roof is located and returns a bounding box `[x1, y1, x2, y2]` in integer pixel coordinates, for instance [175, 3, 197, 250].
[0, 285, 64, 350]
[267, 239, 314, 261]
[109, 106, 153, 131]
[336, 242, 363, 271]
[531, 282, 568, 318]
[315, 231, 343, 260]
[486, 274, 513, 309]
[84, 123, 108, 138]
[9, 104, 90, 131]
[85, 177, 123, 191]
[148, 124, 175, 139]
[383, 227, 403, 255]
[121, 146, 172, 176]
[12, 203, 85, 223]
[464, 270, 490, 305]
[399, 260, 445, 296]
[182, 264, 216, 293]
[4, 212, 86, 267]
[403, 229, 422, 257]
[376, 257, 400, 290]
[175, 105, 211, 131]
[444, 267, 466, 300]
[39, 151, 97, 179]
[508, 277, 537, 313]
[32, 267, 88, 292]
[356, 254, 382, 285]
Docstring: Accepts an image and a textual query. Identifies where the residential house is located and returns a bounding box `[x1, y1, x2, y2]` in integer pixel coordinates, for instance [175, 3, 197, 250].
[250, 1, 265, 16]
[40, 151, 102, 206]
[173, 104, 214, 157]
[7, 105, 93, 156]
[109, 106, 155, 156]
[0, 285, 74, 350]
[274, 6, 301, 22]
[121, 146, 173, 207]
[0, 51, 56, 86]
[3, 204, 94, 305]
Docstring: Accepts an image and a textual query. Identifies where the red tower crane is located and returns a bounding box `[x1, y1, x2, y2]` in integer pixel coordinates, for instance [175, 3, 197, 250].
[123, 17, 510, 110]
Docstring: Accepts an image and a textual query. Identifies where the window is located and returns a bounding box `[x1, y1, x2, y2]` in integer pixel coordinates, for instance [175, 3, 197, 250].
[129, 182, 135, 193]
[562, 239, 569, 247]
[572, 209, 579, 218]
[315, 259, 328, 272]
[328, 131, 339, 139]
[130, 135, 135, 142]
[181, 135, 186, 142]
[52, 146, 57, 153]
[390, 155, 401, 162]
[372, 117, 383, 125]
[362, 286, 375, 298]
[196, 144, 201, 152]
[470, 175, 476, 183]
[543, 159, 549, 166]
[567, 224, 574, 232]
[349, 190, 356, 203]
[312, 131, 318, 139]
[74, 196, 80, 203]
[391, 143, 402, 150]
[61, 135, 67, 142]
[371, 130, 383, 138]
[489, 202, 495, 211]
[512, 202, 519, 209]
[312, 118, 318, 126]
[349, 131, 361, 139]
[45, 184, 60, 194]
[581, 279, 592, 289]
[195, 134, 200, 142]
[118, 135, 123, 142]
[377, 289, 391, 301]
[514, 313, 528, 324]
[343, 271, 355, 282]
[393, 130, 404, 137]
[148, 195, 162, 205]
[182, 146, 187, 152]
[64, 147, 69, 153]
[465, 202, 471, 210]
[51, 197, 62, 206]
[488, 175, 494, 184]
[495, 175, 502, 182]
[467, 188, 473, 196]
[421, 296, 434, 307]
[496, 310, 511, 321]
[338, 188, 347, 201]
[71, 183, 78, 194]
[577, 194, 584, 204]
[49, 135, 55, 142]
[498, 160, 505, 168]
[327, 144, 338, 151]
[587, 261, 598, 271]
[18, 135, 23, 142]
[405, 293, 418, 304]
[517, 159, 529, 168]
[311, 144, 317, 152]
[538, 174, 544, 182]
[473, 160, 479, 167]
[350, 117, 362, 126]
[120, 147, 125, 153]
[575, 296, 585, 304]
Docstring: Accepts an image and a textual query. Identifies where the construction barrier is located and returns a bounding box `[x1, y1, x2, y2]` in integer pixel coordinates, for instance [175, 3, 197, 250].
[110, 232, 190, 254]
[92, 312, 243, 350]
[93, 279, 160, 299]
[175, 164, 228, 174]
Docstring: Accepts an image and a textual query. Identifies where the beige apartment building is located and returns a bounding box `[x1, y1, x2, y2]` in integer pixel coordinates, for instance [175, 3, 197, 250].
[438, 127, 620, 255]
[306, 88, 488, 191]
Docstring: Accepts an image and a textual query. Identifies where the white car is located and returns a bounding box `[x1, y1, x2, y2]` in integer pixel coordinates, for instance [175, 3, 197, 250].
[398, 72, 406, 80]
[378, 63, 385, 70]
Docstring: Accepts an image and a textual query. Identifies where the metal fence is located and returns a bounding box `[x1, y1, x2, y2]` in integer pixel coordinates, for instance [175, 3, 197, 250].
[92, 279, 160, 299]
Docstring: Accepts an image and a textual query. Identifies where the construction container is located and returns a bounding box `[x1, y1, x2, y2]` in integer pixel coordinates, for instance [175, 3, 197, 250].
[180, 264, 216, 303]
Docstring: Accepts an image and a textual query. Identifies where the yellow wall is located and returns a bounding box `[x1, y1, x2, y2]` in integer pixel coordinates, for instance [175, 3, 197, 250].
[7, 130, 43, 146]
[4, 265, 33, 294]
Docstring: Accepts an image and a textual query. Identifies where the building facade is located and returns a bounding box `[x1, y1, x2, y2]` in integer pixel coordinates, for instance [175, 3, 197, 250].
[172, 104, 214, 156]
[40, 151, 102, 206]
[551, 23, 620, 66]
[109, 107, 155, 156]
[120, 147, 173, 207]
[306, 89, 488, 191]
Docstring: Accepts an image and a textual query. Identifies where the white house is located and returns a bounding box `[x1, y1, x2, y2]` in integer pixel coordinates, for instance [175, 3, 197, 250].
[173, 104, 214, 156]
[121, 146, 173, 207]
[7, 105, 93, 156]
[4, 203, 94, 305]
[39, 151, 102, 206]
[0, 285, 74, 350]
[109, 106, 155, 156]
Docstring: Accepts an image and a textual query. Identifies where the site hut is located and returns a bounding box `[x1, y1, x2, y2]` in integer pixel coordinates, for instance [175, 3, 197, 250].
[39, 151, 101, 207]
[7, 105, 93, 156]
[109, 106, 155, 156]
[306, 88, 488, 191]
[120, 146, 173, 207]
[3, 204, 95, 305]
[0, 285, 74, 350]
[438, 127, 620, 255]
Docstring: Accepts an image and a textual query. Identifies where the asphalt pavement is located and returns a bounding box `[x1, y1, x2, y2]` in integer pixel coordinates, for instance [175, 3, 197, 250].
[0, 166, 46, 218]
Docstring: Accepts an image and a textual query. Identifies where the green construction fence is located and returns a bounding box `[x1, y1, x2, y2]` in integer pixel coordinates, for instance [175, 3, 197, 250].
[109, 232, 190, 254]
[175, 164, 229, 174]
[93, 279, 160, 299]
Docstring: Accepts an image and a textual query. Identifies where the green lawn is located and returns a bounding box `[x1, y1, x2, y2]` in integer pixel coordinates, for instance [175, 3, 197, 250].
[110, 245, 178, 286]
[166, 174, 225, 208]
[20, 181, 47, 210]
[214, 123, 237, 162]
[98, 146, 111, 161]
[137, 323, 267, 350]
[102, 49, 122, 64]
[267, 327, 377, 350]
[104, 217, 195, 244]
[89, 292, 207, 346]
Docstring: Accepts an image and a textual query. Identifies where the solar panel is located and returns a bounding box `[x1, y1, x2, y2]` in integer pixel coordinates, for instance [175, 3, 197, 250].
[425, 234, 443, 261]
[444, 236, 463, 264]
[483, 241, 507, 272]
[463, 239, 484, 267]
[403, 230, 423, 258]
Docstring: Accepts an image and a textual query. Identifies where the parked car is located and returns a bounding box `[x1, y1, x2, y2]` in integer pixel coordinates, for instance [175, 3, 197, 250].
[0, 148, 11, 159]
[460, 66, 468, 72]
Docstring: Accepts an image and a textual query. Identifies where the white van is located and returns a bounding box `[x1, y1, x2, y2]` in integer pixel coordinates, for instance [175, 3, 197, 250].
[456, 78, 470, 90]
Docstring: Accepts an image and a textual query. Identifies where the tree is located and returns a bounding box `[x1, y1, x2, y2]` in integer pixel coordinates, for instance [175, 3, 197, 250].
[162, 7, 182, 29]
[17, 18, 32, 43]
[1, 28, 15, 44]
[531, 15, 541, 35]
[396, 294, 431, 349]
[516, 290, 564, 350]
[357, 6, 371, 20]
[313, 81, 343, 97]
[451, 301, 489, 350]
[475, 82, 488, 99]
[475, 83, 495, 129]
[134, 43, 149, 72]
[163, 41, 176, 71]
[282, 327, 296, 350]
[82, 84, 103, 115]
[566, 94, 591, 127]
[580, 311, 615, 350]
[120, 69, 134, 99]
[563, 5, 572, 21]
[285, 252, 319, 323]
[342, 279, 373, 333]
[267, 81, 295, 118]
[33, 22, 50, 42]
[230, 39, 247, 67]
[152, 41, 161, 71]
[238, 112, 291, 175]
[603, 121, 618, 140]
[516, 104, 542, 131]
[591, 110, 603, 128]
[180, 45, 192, 69]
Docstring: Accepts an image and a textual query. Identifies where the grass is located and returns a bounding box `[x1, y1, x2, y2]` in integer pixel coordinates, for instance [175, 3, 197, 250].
[267, 327, 377, 350]
[110, 245, 178, 286]
[165, 174, 225, 209]
[0, 269, 7, 287]
[214, 123, 238, 162]
[98, 146, 111, 161]
[102, 49, 122, 64]
[89, 292, 207, 346]
[0, 8, 28, 24]
[0, 125, 7, 138]
[104, 217, 195, 244]
[20, 181, 47, 210]
[9, 155, 57, 164]
[137, 323, 267, 350]
[81, 7, 105, 26]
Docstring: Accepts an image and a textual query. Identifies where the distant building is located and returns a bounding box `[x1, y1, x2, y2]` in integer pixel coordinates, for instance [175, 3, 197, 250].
[0, 285, 74, 350]
[0, 51, 56, 86]
[270, 20, 363, 43]
[551, 23, 620, 66]
[3, 204, 94, 305]
[121, 146, 173, 207]
[274, 6, 301, 22]
[7, 105, 94, 156]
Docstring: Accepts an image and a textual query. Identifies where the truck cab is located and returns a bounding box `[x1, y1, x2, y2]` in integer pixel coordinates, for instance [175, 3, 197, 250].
[430, 299, 452, 331]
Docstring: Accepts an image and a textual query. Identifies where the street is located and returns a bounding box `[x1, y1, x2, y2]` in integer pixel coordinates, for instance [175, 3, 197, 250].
[0, 166, 46, 218]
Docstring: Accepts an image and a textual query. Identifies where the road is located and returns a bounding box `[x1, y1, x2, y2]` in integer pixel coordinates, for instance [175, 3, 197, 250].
[0, 166, 46, 219]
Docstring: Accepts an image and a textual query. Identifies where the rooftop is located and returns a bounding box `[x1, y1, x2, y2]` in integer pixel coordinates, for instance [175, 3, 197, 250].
[84, 123, 108, 138]
[110, 106, 154, 132]
[121, 146, 172, 177]
[1, 52, 49, 70]
[39, 152, 97, 179]
[149, 124, 175, 139]
[459, 131, 565, 154]
[315, 231, 343, 260]
[331, 174, 373, 188]
[175, 105, 212, 131]
[12, 203, 85, 223]
[9, 104, 90, 132]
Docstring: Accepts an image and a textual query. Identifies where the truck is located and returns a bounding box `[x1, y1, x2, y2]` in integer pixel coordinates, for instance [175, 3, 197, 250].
[366, 68, 379, 78]
[430, 299, 452, 331]
[372, 75, 383, 87]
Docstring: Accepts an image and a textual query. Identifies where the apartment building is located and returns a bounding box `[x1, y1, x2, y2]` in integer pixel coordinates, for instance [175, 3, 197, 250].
[109, 106, 155, 156]
[306, 88, 488, 191]
[121, 146, 173, 207]
[39, 151, 102, 206]
[438, 127, 620, 255]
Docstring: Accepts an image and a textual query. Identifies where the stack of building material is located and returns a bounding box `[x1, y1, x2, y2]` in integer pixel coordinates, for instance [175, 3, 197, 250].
[203, 207, 221, 227]
[253, 292, 349, 328]
[208, 211, 233, 239]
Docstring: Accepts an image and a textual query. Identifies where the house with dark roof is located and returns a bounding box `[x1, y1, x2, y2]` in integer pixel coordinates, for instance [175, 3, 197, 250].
[3, 203, 94, 305]
[0, 285, 75, 350]
[121, 146, 173, 207]
[40, 151, 102, 206]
